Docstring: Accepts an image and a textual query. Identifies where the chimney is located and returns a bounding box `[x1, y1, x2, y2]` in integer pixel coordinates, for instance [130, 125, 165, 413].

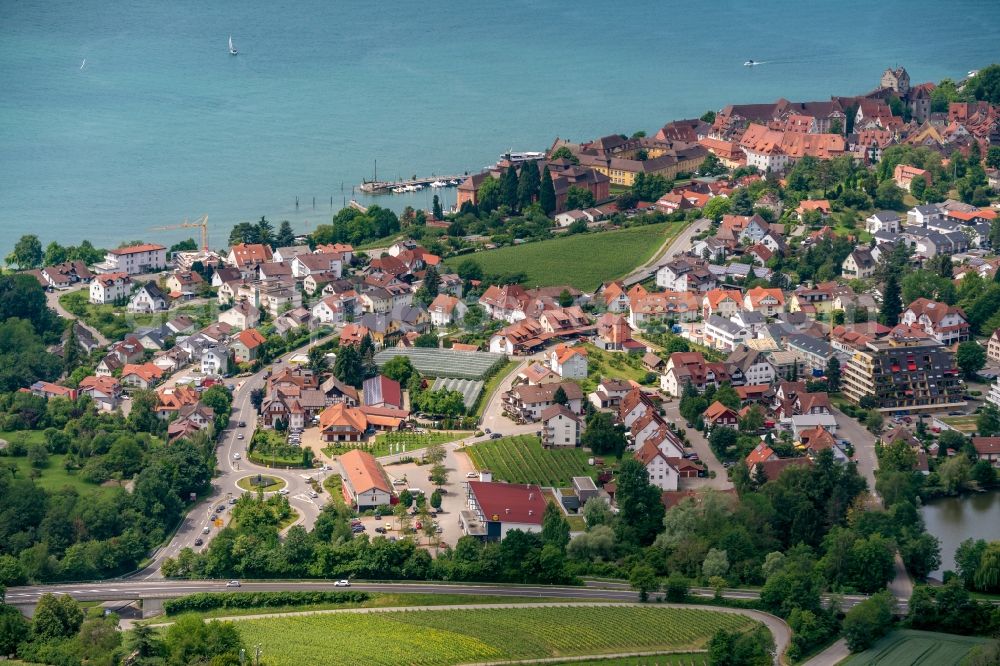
[528, 510, 534, 516]
[529, 492, 534, 500]
[505, 508, 510, 515]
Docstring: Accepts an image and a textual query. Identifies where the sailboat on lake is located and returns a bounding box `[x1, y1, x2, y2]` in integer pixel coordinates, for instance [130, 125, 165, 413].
[229, 35, 238, 56]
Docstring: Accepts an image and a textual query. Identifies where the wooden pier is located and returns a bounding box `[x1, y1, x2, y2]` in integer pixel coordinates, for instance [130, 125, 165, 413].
[358, 174, 468, 194]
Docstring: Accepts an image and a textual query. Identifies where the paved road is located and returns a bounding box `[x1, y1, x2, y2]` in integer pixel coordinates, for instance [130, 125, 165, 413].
[622, 218, 711, 287]
[661, 400, 733, 489]
[802, 638, 849, 666]
[46, 283, 109, 347]
[831, 406, 914, 599]
[134, 330, 339, 578]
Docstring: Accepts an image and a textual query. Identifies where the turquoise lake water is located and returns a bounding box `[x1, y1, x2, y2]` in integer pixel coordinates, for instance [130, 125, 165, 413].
[2, 0, 999, 253]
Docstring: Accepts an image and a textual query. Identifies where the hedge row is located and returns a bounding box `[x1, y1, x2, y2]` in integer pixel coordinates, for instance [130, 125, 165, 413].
[163, 590, 370, 615]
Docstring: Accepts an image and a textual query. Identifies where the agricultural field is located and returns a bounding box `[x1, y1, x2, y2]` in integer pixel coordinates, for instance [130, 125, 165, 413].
[843, 629, 988, 666]
[232, 605, 756, 666]
[466, 435, 596, 486]
[444, 221, 684, 291]
[374, 348, 506, 380]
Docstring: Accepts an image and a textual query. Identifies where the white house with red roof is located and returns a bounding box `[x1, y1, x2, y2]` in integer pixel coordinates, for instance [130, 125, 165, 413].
[479, 284, 531, 322]
[901, 298, 970, 345]
[428, 294, 467, 327]
[548, 344, 588, 380]
[462, 479, 547, 541]
[89, 272, 132, 304]
[634, 441, 681, 491]
[95, 243, 167, 275]
[232, 328, 267, 363]
[540, 404, 582, 448]
[339, 449, 392, 510]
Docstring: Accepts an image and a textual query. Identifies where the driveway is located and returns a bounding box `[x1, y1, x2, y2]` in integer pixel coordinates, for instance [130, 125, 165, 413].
[661, 400, 733, 489]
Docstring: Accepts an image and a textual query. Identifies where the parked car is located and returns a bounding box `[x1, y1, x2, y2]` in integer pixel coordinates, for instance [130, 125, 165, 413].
[229, 497, 238, 504]
[393, 479, 407, 486]
[490, 433, 502, 439]
[415, 521, 423, 530]
[334, 579, 351, 587]
[466, 471, 477, 478]
[374, 527, 387, 534]
[374, 513, 381, 520]
[309, 491, 318, 498]
[484, 428, 491, 434]
[226, 580, 240, 587]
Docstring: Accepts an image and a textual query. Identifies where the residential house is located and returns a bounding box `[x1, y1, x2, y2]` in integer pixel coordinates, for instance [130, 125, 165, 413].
[634, 442, 682, 491]
[600, 282, 631, 313]
[987, 329, 1000, 363]
[200, 346, 229, 376]
[971, 438, 1000, 466]
[77, 376, 121, 411]
[660, 352, 737, 397]
[155, 385, 200, 420]
[29, 381, 77, 401]
[339, 449, 392, 510]
[120, 363, 165, 390]
[321, 376, 360, 407]
[227, 243, 273, 275]
[743, 286, 785, 317]
[588, 378, 634, 410]
[126, 281, 168, 313]
[643, 353, 666, 373]
[257, 261, 293, 282]
[219, 300, 260, 331]
[166, 271, 204, 300]
[231, 328, 267, 364]
[746, 443, 778, 468]
[629, 290, 700, 327]
[291, 252, 344, 279]
[593, 313, 645, 353]
[212, 266, 242, 287]
[272, 245, 311, 263]
[907, 204, 945, 227]
[842, 248, 877, 279]
[894, 164, 931, 192]
[548, 344, 588, 380]
[489, 318, 550, 355]
[479, 284, 531, 322]
[619, 387, 657, 428]
[428, 294, 467, 327]
[95, 244, 167, 275]
[901, 298, 970, 345]
[727, 346, 776, 385]
[703, 401, 739, 430]
[540, 404, 582, 448]
[866, 211, 901, 234]
[704, 315, 749, 352]
[656, 258, 716, 292]
[38, 261, 94, 290]
[504, 382, 584, 421]
[795, 199, 832, 220]
[89, 272, 132, 304]
[787, 334, 836, 374]
[538, 306, 592, 336]
[702, 289, 745, 320]
[311, 295, 348, 325]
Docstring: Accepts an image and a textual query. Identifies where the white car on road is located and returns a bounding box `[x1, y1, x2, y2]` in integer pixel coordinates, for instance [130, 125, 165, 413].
[233, 452, 241, 460]
[334, 579, 351, 587]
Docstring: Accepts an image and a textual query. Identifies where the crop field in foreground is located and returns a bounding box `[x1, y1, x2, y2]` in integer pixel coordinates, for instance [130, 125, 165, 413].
[444, 222, 684, 291]
[843, 629, 987, 666]
[232, 605, 755, 666]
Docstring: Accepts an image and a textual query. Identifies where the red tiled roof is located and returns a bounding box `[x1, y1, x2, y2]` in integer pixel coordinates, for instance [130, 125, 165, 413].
[469, 481, 546, 525]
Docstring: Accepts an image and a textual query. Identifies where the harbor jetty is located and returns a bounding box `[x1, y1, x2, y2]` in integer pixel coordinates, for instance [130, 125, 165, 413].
[358, 175, 467, 194]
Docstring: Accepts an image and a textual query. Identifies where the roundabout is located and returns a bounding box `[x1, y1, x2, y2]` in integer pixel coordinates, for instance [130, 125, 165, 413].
[236, 473, 287, 493]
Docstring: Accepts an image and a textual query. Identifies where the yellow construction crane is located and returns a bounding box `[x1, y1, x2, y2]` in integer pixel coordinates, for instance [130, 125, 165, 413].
[151, 215, 209, 252]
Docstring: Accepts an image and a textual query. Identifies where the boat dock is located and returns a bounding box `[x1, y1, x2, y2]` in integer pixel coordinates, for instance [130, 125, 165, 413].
[358, 175, 467, 194]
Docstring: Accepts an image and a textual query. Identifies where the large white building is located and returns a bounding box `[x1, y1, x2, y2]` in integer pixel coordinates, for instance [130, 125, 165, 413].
[339, 449, 393, 510]
[96, 244, 167, 275]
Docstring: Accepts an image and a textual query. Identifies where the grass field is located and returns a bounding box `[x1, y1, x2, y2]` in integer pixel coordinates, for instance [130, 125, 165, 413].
[236, 474, 285, 492]
[232, 605, 755, 666]
[465, 435, 595, 486]
[582, 343, 654, 388]
[473, 360, 517, 418]
[939, 415, 979, 434]
[1, 448, 113, 496]
[843, 629, 987, 666]
[444, 222, 684, 291]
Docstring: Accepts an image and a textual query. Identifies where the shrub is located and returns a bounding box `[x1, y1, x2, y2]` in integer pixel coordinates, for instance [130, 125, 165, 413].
[163, 591, 370, 615]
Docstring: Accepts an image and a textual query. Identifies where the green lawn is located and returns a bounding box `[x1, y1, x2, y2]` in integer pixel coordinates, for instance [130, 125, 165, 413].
[582, 343, 654, 391]
[843, 629, 987, 666]
[473, 360, 518, 419]
[232, 605, 755, 666]
[1, 449, 113, 497]
[939, 415, 978, 434]
[236, 474, 286, 492]
[444, 222, 685, 291]
[465, 435, 596, 486]
[545, 656, 707, 666]
[324, 431, 470, 459]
